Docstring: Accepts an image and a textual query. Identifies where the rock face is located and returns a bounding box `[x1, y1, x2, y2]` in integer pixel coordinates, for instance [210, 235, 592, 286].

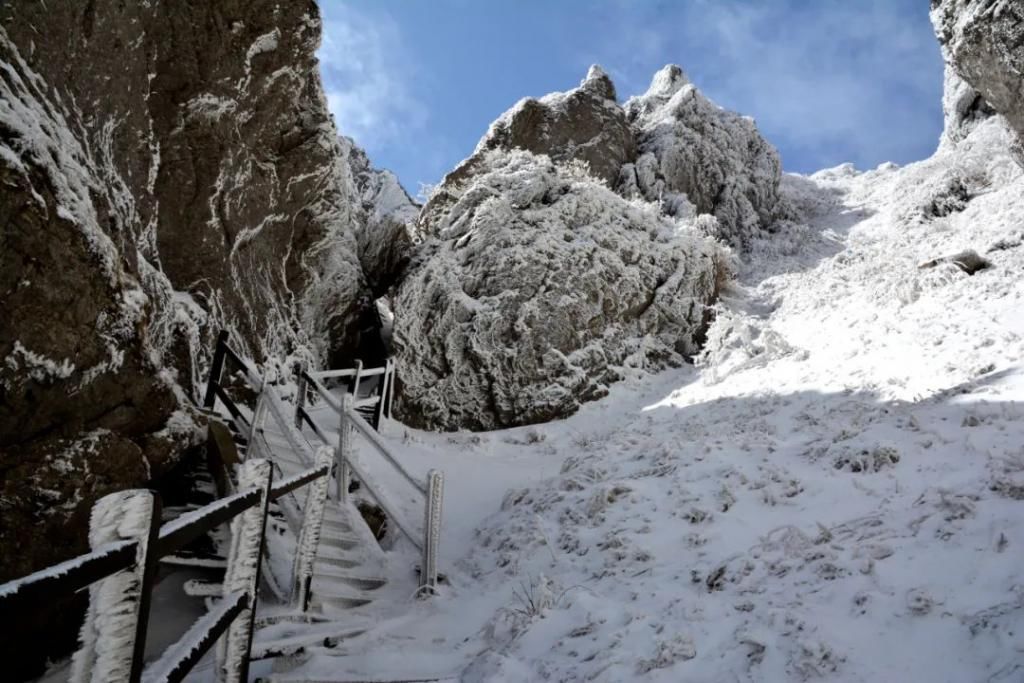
[938, 65, 997, 147]
[341, 135, 420, 297]
[620, 66, 786, 248]
[393, 150, 727, 430]
[0, 0, 368, 655]
[931, 0, 1024, 154]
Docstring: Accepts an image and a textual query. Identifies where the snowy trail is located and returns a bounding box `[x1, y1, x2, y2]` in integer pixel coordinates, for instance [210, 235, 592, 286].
[282, 117, 1024, 682]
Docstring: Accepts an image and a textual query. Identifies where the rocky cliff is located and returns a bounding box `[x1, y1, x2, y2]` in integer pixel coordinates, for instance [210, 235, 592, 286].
[0, 0, 372, 606]
[931, 0, 1024, 158]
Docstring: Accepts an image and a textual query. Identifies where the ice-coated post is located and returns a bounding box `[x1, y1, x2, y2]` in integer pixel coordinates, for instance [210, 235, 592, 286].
[294, 361, 308, 429]
[420, 469, 444, 592]
[293, 448, 333, 611]
[335, 393, 354, 502]
[249, 386, 267, 446]
[70, 489, 161, 683]
[203, 330, 230, 409]
[217, 459, 273, 683]
[351, 359, 364, 400]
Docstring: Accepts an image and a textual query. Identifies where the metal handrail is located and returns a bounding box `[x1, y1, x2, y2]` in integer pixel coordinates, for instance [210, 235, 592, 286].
[345, 407, 426, 496]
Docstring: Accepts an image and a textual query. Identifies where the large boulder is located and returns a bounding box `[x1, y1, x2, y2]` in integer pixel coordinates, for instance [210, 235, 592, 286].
[931, 0, 1024, 155]
[619, 65, 786, 248]
[392, 150, 727, 430]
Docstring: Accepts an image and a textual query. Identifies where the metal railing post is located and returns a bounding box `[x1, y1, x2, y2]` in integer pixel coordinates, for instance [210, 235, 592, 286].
[294, 361, 308, 429]
[351, 359, 363, 402]
[420, 470, 444, 592]
[203, 330, 230, 409]
[217, 459, 273, 683]
[70, 490, 160, 683]
[335, 394, 354, 502]
[292, 448, 332, 612]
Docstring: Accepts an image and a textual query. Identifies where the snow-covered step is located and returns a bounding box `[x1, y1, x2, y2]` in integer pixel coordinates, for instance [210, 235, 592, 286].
[251, 626, 366, 660]
[316, 534, 362, 552]
[310, 592, 374, 610]
[309, 572, 386, 592]
[313, 556, 361, 571]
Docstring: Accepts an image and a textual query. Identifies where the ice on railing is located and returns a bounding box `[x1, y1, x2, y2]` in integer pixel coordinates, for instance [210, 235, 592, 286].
[217, 459, 270, 683]
[70, 491, 154, 683]
[0, 539, 133, 601]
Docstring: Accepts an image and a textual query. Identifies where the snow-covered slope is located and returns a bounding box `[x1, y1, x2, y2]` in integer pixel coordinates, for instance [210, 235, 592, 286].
[287, 100, 1024, 682]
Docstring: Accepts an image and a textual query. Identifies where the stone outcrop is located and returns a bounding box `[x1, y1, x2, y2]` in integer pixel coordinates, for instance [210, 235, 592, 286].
[620, 65, 786, 248]
[392, 150, 727, 430]
[0, 0, 369, 642]
[341, 135, 420, 297]
[931, 0, 1024, 155]
[419, 66, 637, 232]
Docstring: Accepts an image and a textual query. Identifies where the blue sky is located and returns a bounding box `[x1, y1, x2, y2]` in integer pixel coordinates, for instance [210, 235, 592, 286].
[317, 0, 945, 198]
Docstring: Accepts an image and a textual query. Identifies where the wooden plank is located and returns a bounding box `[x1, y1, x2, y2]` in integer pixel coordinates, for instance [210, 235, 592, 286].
[270, 464, 330, 501]
[202, 330, 230, 409]
[142, 591, 248, 683]
[0, 540, 136, 618]
[156, 488, 262, 559]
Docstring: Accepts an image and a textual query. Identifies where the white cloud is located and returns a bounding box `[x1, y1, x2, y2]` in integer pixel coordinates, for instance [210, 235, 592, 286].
[317, 4, 425, 148]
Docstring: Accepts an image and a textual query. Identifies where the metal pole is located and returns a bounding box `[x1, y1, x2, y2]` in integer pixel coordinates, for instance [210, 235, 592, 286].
[294, 361, 308, 429]
[335, 394, 354, 502]
[217, 459, 273, 683]
[420, 470, 444, 592]
[203, 330, 230, 409]
[293, 448, 332, 611]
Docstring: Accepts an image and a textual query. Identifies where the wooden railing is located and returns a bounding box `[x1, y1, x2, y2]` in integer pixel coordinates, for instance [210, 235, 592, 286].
[0, 453, 332, 683]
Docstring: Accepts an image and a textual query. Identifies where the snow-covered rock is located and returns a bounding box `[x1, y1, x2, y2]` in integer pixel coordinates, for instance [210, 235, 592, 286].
[419, 65, 636, 232]
[340, 135, 420, 297]
[0, 4, 371, 672]
[938, 65, 997, 148]
[620, 65, 787, 248]
[392, 150, 728, 430]
[932, 0, 1024, 158]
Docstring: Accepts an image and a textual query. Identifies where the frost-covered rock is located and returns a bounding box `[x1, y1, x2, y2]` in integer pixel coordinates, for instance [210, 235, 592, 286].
[341, 135, 420, 296]
[0, 3, 370, 672]
[938, 65, 997, 147]
[620, 65, 787, 248]
[393, 150, 727, 430]
[932, 0, 1024, 156]
[420, 65, 636, 231]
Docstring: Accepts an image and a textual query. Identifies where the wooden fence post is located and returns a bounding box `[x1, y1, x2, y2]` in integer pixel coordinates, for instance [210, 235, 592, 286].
[420, 470, 444, 592]
[292, 448, 333, 612]
[70, 490, 161, 683]
[294, 361, 308, 429]
[335, 394, 354, 502]
[203, 330, 230, 410]
[217, 459, 273, 683]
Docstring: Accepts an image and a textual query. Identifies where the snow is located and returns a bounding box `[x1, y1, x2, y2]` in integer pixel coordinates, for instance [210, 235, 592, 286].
[276, 101, 1024, 681]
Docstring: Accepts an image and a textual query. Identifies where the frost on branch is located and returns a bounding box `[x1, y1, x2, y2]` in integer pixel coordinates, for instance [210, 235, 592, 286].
[393, 149, 728, 430]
